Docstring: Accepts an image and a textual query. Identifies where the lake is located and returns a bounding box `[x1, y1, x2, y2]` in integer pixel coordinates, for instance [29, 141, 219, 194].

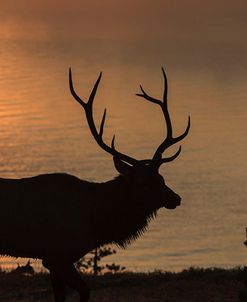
[0, 35, 246, 272]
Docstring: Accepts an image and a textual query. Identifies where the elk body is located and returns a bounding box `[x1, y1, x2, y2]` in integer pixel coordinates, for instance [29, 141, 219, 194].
[0, 68, 190, 302]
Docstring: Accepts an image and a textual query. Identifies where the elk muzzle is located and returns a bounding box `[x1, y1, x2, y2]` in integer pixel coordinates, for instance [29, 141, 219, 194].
[164, 187, 181, 210]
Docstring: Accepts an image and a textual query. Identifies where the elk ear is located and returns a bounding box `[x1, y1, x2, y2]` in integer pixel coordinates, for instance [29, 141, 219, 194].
[113, 156, 133, 176]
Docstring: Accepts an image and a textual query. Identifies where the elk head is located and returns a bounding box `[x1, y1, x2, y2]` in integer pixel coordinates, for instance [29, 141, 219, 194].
[69, 68, 190, 211]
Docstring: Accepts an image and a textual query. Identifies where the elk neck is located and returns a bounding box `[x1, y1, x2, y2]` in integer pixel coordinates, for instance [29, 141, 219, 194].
[90, 175, 159, 248]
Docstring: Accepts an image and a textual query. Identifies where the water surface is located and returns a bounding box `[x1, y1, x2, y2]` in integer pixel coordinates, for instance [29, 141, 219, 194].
[0, 37, 246, 272]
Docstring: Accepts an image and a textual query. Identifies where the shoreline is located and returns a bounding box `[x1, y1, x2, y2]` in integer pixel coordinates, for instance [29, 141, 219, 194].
[0, 267, 246, 302]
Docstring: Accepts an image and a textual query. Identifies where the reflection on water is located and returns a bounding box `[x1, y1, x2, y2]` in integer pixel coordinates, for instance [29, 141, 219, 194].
[0, 38, 247, 272]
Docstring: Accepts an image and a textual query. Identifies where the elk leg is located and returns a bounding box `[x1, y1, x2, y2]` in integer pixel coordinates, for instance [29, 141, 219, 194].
[50, 268, 67, 302]
[43, 260, 66, 302]
[43, 260, 89, 302]
[63, 264, 90, 302]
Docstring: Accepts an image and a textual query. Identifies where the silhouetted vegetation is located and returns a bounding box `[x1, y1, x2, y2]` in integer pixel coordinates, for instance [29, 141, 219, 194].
[0, 266, 246, 302]
[76, 246, 126, 275]
[11, 261, 34, 276]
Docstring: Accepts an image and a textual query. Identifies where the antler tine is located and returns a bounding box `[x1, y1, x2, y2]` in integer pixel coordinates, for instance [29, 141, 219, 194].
[136, 86, 162, 106]
[69, 68, 102, 109]
[152, 116, 190, 160]
[69, 68, 87, 109]
[69, 68, 138, 165]
[162, 67, 168, 103]
[136, 67, 190, 163]
[99, 108, 107, 137]
[160, 67, 172, 141]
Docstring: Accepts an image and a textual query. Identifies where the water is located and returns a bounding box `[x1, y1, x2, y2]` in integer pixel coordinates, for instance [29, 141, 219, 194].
[0, 36, 247, 272]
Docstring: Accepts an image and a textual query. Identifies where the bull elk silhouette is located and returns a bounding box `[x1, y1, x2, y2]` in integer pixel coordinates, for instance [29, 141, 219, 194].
[0, 68, 190, 302]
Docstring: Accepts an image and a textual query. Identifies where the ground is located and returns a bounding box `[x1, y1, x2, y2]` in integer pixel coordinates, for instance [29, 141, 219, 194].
[0, 267, 246, 302]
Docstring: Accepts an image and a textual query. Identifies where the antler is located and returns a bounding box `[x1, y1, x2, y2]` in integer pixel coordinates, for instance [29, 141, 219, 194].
[69, 68, 190, 169]
[69, 68, 138, 165]
[136, 67, 190, 167]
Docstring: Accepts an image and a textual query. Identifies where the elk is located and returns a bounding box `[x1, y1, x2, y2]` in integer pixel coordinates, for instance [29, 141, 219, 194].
[0, 68, 190, 302]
